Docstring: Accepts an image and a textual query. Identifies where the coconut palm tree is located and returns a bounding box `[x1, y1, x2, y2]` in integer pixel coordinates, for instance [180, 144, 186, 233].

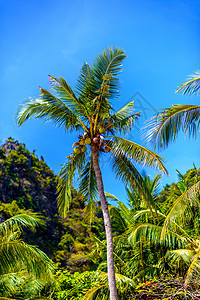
[145, 70, 200, 150]
[127, 167, 200, 283]
[16, 47, 167, 299]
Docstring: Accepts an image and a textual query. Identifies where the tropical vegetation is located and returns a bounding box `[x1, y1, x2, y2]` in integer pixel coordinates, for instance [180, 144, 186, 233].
[1, 51, 200, 299]
[1, 137, 200, 299]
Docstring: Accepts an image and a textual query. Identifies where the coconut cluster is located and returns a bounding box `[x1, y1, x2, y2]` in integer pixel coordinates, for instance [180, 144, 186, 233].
[72, 130, 111, 154]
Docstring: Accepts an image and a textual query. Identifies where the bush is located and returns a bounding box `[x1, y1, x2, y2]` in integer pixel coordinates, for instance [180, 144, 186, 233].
[54, 270, 99, 300]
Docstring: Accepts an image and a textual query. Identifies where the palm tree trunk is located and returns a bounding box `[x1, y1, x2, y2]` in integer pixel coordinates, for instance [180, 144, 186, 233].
[91, 145, 118, 300]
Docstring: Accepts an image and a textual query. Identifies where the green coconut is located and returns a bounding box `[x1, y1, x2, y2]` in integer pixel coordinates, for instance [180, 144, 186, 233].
[79, 139, 85, 145]
[85, 138, 91, 145]
[74, 147, 81, 154]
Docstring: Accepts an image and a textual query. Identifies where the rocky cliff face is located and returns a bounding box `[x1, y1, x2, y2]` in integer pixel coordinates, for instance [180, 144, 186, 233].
[0, 138, 57, 216]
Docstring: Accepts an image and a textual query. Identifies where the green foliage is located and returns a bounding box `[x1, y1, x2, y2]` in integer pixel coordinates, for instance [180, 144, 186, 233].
[0, 138, 105, 273]
[2, 138, 200, 299]
[0, 213, 55, 299]
[53, 270, 99, 300]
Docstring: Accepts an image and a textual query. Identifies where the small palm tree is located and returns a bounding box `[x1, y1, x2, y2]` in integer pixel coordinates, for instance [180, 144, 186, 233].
[131, 209, 200, 283]
[128, 169, 200, 283]
[16, 47, 167, 299]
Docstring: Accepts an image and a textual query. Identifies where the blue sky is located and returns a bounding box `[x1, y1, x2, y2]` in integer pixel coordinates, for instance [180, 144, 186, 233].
[1, 0, 200, 203]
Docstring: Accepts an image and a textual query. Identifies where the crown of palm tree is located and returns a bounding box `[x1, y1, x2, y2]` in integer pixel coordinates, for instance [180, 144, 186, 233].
[16, 47, 167, 300]
[16, 47, 167, 218]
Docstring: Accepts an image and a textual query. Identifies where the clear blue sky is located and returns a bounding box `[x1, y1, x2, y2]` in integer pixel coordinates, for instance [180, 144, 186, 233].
[1, 0, 200, 203]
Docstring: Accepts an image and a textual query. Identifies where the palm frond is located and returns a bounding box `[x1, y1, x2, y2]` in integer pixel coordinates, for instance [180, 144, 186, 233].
[0, 272, 22, 294]
[108, 136, 168, 174]
[49, 75, 89, 120]
[185, 252, 200, 283]
[16, 89, 86, 131]
[128, 223, 162, 246]
[0, 213, 44, 234]
[78, 157, 98, 224]
[131, 209, 164, 223]
[110, 101, 135, 121]
[99, 272, 136, 293]
[92, 47, 126, 100]
[83, 271, 135, 300]
[108, 205, 127, 233]
[83, 284, 106, 300]
[105, 192, 120, 202]
[176, 70, 200, 95]
[149, 174, 162, 199]
[112, 114, 140, 135]
[57, 152, 85, 218]
[110, 151, 158, 215]
[108, 101, 140, 134]
[116, 200, 137, 227]
[145, 104, 200, 150]
[79, 157, 98, 203]
[0, 239, 54, 280]
[160, 180, 200, 242]
[76, 62, 98, 105]
[129, 223, 187, 250]
[169, 249, 194, 265]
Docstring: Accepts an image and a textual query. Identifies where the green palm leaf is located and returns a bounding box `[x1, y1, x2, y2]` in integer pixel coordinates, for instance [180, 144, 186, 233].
[92, 47, 126, 100]
[169, 249, 194, 265]
[105, 192, 120, 203]
[0, 239, 54, 279]
[0, 272, 22, 294]
[110, 151, 158, 215]
[79, 157, 98, 223]
[108, 205, 127, 233]
[160, 180, 200, 242]
[16, 88, 87, 131]
[176, 70, 200, 95]
[128, 223, 162, 245]
[49, 75, 88, 120]
[108, 101, 140, 134]
[145, 104, 200, 149]
[117, 200, 135, 226]
[57, 151, 86, 218]
[76, 62, 98, 105]
[83, 284, 106, 300]
[145, 174, 162, 199]
[0, 213, 44, 234]
[185, 252, 200, 283]
[129, 223, 186, 249]
[79, 157, 98, 203]
[108, 136, 168, 173]
[109, 101, 135, 121]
